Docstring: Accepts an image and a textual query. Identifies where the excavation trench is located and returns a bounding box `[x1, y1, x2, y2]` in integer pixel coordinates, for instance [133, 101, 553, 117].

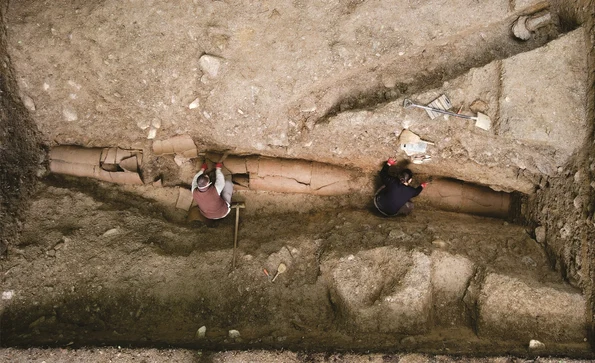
[1, 0, 594, 359]
[48, 146, 512, 220]
[0, 146, 586, 357]
[0, 179, 589, 355]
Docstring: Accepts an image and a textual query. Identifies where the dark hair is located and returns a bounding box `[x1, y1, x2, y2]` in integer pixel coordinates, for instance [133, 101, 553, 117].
[398, 169, 413, 183]
[197, 174, 211, 189]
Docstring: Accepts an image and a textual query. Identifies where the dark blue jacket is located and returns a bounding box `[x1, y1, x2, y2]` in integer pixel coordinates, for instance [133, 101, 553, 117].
[375, 164, 422, 216]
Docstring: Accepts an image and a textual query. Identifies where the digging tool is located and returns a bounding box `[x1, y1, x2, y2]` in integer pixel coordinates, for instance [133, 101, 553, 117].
[271, 262, 287, 282]
[231, 202, 245, 269]
[403, 99, 491, 131]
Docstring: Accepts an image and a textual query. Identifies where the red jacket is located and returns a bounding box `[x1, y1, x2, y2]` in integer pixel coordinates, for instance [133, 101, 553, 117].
[192, 187, 229, 219]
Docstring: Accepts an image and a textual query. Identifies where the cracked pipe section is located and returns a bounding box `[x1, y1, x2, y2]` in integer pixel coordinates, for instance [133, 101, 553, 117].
[50, 146, 143, 185]
[222, 155, 361, 196]
[48, 147, 511, 219]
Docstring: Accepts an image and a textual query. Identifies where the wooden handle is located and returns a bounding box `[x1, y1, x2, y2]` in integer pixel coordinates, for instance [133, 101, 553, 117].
[232, 205, 240, 268]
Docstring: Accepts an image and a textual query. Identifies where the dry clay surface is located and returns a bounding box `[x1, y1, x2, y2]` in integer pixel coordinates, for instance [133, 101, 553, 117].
[6, 0, 589, 193]
[1, 348, 595, 363]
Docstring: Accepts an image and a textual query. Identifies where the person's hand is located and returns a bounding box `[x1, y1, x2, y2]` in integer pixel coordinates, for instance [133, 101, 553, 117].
[421, 182, 428, 188]
[215, 162, 223, 169]
[201, 163, 208, 170]
[386, 158, 396, 166]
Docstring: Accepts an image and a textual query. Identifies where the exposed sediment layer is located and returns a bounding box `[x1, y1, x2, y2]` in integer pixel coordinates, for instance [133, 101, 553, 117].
[0, 186, 589, 356]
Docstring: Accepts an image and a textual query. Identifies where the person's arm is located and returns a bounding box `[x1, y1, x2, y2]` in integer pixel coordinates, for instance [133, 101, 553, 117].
[410, 185, 424, 197]
[191, 163, 208, 192]
[214, 163, 225, 194]
[379, 158, 397, 186]
[409, 182, 428, 198]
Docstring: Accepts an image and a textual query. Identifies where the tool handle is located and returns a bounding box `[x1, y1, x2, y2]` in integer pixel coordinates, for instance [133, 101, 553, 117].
[403, 99, 476, 120]
[232, 205, 240, 269]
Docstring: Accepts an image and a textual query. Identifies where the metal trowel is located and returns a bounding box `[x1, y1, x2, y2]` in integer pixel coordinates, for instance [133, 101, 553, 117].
[403, 99, 491, 131]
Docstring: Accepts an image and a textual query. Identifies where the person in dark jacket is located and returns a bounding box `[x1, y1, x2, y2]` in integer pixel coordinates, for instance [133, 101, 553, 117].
[191, 162, 233, 219]
[374, 158, 427, 216]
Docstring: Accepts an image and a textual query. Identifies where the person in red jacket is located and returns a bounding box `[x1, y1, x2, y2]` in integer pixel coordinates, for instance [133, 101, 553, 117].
[374, 158, 427, 216]
[191, 162, 233, 219]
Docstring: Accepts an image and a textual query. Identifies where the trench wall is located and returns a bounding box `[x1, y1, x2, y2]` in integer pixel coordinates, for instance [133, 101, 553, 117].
[0, 1, 43, 254]
[525, 0, 595, 347]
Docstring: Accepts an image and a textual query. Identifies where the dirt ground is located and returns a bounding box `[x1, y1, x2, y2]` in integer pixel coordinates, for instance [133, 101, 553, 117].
[1, 0, 595, 361]
[2, 348, 595, 363]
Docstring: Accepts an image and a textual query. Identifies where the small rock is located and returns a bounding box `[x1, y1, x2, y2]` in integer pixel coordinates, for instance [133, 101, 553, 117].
[526, 12, 552, 31]
[382, 74, 397, 88]
[151, 118, 162, 129]
[62, 106, 78, 122]
[535, 226, 546, 244]
[188, 98, 200, 109]
[529, 339, 545, 349]
[147, 128, 157, 139]
[173, 154, 189, 166]
[137, 119, 150, 130]
[46, 249, 56, 257]
[469, 99, 488, 113]
[512, 16, 531, 40]
[36, 167, 47, 178]
[196, 326, 206, 339]
[102, 228, 119, 237]
[22, 94, 36, 111]
[2, 290, 14, 300]
[574, 170, 582, 183]
[432, 239, 448, 248]
[228, 329, 241, 339]
[299, 99, 317, 113]
[199, 54, 221, 78]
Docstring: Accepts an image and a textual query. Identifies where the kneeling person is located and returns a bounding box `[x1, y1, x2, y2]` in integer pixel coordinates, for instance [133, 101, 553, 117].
[191, 162, 234, 219]
[374, 158, 427, 216]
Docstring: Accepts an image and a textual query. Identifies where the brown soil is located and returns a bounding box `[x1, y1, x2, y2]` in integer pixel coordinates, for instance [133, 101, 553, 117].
[0, 0, 594, 361]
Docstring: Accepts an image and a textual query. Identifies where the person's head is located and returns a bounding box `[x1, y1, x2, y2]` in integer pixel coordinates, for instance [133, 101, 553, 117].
[398, 169, 413, 185]
[197, 174, 211, 191]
